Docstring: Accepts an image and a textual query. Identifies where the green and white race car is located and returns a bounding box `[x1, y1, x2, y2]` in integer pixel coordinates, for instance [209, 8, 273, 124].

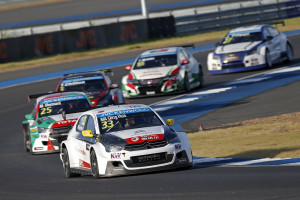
[22, 92, 93, 154]
[122, 47, 204, 98]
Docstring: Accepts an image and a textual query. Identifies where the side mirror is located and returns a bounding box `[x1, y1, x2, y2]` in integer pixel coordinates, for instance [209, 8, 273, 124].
[125, 65, 132, 70]
[166, 119, 175, 126]
[181, 60, 189, 65]
[110, 83, 119, 89]
[82, 130, 93, 137]
[265, 36, 273, 41]
[61, 110, 66, 120]
[25, 114, 34, 120]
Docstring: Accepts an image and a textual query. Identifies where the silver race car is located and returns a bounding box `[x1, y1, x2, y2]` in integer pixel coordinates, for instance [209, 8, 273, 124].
[207, 24, 293, 74]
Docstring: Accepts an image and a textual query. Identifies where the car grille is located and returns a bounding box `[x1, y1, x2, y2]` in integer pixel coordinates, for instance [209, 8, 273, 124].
[124, 140, 168, 151]
[51, 125, 73, 134]
[138, 86, 162, 95]
[124, 152, 174, 168]
[222, 63, 245, 69]
[139, 78, 162, 86]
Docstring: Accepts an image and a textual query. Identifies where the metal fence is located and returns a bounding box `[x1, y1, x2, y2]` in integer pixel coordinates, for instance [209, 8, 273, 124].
[1, 0, 300, 39]
[172, 0, 300, 35]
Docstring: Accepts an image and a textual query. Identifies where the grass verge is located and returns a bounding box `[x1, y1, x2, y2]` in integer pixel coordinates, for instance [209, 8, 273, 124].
[188, 112, 300, 159]
[1, 17, 300, 73]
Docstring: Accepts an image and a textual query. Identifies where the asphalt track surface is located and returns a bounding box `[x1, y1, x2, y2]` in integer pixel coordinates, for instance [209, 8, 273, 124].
[0, 33, 300, 199]
[0, 0, 241, 28]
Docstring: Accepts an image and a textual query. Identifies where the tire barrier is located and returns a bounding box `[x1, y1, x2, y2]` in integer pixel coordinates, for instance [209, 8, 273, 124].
[0, 16, 175, 64]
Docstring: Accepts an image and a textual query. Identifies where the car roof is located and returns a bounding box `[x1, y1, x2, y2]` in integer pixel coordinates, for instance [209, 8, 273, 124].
[86, 104, 153, 117]
[229, 24, 266, 34]
[140, 47, 179, 57]
[37, 92, 88, 103]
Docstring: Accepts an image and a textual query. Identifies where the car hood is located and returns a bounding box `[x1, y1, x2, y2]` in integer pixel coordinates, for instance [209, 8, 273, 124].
[37, 112, 83, 128]
[215, 41, 261, 54]
[132, 66, 177, 80]
[109, 126, 166, 144]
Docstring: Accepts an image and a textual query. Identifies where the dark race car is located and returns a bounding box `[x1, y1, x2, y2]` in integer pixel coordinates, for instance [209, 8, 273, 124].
[56, 70, 125, 107]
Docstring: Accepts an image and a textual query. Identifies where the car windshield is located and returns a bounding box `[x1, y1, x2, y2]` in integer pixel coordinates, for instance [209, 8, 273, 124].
[59, 78, 107, 93]
[38, 98, 91, 117]
[221, 31, 262, 45]
[98, 112, 164, 134]
[133, 54, 178, 69]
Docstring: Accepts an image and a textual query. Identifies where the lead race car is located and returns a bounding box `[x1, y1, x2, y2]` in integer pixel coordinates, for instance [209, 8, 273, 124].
[122, 46, 204, 97]
[22, 92, 93, 154]
[207, 24, 293, 74]
[60, 104, 193, 178]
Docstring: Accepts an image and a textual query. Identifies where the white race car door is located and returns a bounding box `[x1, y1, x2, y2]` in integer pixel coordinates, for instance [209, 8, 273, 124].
[74, 115, 95, 170]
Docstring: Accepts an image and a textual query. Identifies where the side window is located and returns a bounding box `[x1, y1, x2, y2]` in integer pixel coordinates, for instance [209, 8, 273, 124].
[263, 27, 271, 40]
[103, 74, 111, 87]
[268, 27, 280, 37]
[76, 115, 88, 132]
[85, 116, 96, 135]
[182, 49, 190, 59]
[178, 50, 186, 62]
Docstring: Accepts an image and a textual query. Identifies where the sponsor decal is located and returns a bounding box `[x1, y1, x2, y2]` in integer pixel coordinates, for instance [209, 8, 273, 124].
[61, 76, 103, 84]
[76, 147, 86, 156]
[40, 95, 86, 105]
[125, 134, 164, 144]
[51, 119, 77, 129]
[62, 81, 85, 86]
[97, 108, 151, 117]
[175, 144, 182, 150]
[40, 134, 48, 139]
[86, 144, 90, 151]
[79, 159, 91, 168]
[111, 153, 126, 159]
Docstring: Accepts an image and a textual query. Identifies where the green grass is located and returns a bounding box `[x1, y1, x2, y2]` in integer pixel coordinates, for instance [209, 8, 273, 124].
[188, 112, 300, 158]
[1, 17, 300, 73]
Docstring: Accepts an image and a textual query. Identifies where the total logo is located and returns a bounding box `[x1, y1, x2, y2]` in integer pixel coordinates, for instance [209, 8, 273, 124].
[126, 134, 164, 144]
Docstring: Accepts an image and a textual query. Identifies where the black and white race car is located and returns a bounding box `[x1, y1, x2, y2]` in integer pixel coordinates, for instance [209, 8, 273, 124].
[60, 104, 193, 178]
[207, 24, 293, 74]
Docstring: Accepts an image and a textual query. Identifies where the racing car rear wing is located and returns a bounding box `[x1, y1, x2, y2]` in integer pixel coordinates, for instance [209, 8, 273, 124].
[63, 69, 112, 77]
[28, 91, 56, 103]
[181, 44, 195, 49]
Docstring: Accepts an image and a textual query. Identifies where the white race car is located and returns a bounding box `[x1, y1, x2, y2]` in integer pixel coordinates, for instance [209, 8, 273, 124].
[207, 24, 293, 74]
[122, 46, 204, 97]
[60, 104, 193, 178]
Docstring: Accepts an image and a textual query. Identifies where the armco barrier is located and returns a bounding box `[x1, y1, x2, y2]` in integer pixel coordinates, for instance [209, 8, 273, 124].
[0, 17, 174, 64]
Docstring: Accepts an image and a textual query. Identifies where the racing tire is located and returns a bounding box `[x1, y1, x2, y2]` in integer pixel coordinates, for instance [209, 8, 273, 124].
[285, 43, 293, 63]
[62, 148, 80, 178]
[23, 124, 30, 152]
[265, 50, 272, 68]
[198, 65, 204, 88]
[90, 150, 100, 179]
[183, 73, 191, 93]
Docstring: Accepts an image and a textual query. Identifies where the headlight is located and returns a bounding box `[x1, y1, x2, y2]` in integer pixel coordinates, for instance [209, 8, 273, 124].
[213, 54, 220, 60]
[127, 78, 139, 85]
[246, 48, 257, 56]
[104, 144, 123, 152]
[168, 134, 180, 144]
[163, 73, 179, 81]
[38, 127, 50, 133]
